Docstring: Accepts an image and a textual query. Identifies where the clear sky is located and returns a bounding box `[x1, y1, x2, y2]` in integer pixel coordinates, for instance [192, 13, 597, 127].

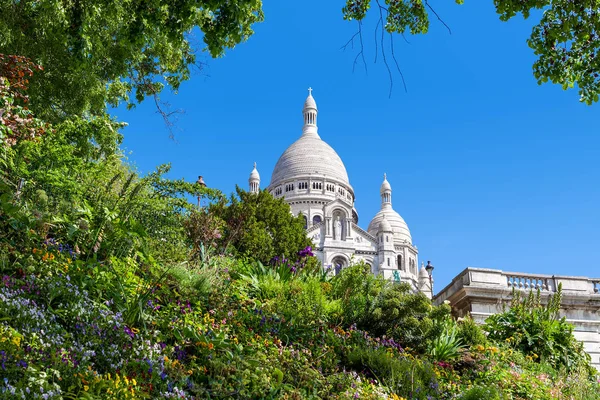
[112, 1, 600, 291]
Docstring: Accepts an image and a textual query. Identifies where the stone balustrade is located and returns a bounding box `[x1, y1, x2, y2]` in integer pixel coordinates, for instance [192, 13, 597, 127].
[506, 273, 550, 291]
[434, 268, 600, 370]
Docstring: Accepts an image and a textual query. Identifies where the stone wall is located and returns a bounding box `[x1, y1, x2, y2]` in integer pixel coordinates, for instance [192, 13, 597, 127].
[434, 268, 600, 370]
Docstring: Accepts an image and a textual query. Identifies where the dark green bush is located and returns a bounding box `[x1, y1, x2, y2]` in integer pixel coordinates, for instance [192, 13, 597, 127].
[457, 314, 487, 347]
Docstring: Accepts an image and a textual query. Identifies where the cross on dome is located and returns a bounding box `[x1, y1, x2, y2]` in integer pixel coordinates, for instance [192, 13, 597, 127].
[308, 87, 313, 96]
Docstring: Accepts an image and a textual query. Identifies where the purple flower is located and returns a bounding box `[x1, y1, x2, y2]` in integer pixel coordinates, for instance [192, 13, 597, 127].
[123, 326, 135, 338]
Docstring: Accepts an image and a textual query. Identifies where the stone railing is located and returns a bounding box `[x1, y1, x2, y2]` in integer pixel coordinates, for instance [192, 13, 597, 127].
[506, 273, 551, 291]
[435, 268, 600, 305]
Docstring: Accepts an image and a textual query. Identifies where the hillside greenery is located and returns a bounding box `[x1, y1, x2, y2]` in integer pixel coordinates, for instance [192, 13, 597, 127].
[1, 57, 600, 399]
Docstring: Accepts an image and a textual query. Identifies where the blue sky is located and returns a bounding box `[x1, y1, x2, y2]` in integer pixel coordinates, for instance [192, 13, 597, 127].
[113, 1, 600, 290]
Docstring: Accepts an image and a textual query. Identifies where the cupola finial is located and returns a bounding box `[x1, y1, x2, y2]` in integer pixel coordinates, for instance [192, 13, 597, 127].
[302, 88, 319, 137]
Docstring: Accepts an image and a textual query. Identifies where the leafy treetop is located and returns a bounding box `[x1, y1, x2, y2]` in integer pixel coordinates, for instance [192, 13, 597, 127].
[209, 187, 313, 264]
[0, 0, 264, 122]
[343, 0, 600, 104]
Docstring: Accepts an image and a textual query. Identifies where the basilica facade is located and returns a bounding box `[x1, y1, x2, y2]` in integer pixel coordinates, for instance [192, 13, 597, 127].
[247, 90, 433, 296]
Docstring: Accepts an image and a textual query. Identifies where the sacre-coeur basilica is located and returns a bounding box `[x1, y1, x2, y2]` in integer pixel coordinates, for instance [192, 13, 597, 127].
[246, 89, 433, 296]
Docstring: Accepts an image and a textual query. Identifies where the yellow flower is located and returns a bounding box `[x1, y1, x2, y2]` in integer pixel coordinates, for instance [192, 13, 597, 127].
[84, 385, 89, 392]
[132, 379, 137, 386]
[11, 336, 21, 347]
[476, 345, 485, 352]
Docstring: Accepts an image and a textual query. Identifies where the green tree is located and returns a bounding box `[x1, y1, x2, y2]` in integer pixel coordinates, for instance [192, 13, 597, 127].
[210, 186, 312, 264]
[0, 0, 263, 122]
[0, 65, 219, 264]
[343, 0, 600, 104]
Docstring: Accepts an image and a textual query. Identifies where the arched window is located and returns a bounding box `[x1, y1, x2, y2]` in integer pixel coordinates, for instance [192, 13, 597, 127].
[312, 215, 322, 225]
[303, 215, 308, 229]
[332, 256, 346, 275]
[387, 258, 390, 266]
[397, 255, 404, 271]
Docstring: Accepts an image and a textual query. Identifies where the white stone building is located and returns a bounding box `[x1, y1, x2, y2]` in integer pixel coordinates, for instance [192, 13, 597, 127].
[247, 89, 432, 296]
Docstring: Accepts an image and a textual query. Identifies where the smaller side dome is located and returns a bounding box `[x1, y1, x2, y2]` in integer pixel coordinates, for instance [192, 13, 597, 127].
[249, 162, 260, 181]
[419, 264, 430, 280]
[248, 162, 260, 194]
[379, 215, 393, 232]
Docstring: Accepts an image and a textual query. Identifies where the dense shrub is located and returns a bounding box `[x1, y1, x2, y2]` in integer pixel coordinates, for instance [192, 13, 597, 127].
[459, 386, 503, 400]
[456, 314, 488, 347]
[485, 286, 593, 375]
[346, 347, 440, 400]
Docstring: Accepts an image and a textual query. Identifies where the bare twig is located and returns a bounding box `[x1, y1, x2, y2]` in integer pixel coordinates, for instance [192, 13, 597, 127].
[152, 93, 184, 141]
[374, 16, 381, 64]
[341, 31, 360, 51]
[425, 0, 452, 34]
[390, 33, 407, 93]
[377, 2, 394, 98]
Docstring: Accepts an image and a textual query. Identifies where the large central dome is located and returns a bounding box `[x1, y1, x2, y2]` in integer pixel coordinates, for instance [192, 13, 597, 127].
[270, 135, 350, 186]
[269, 90, 350, 187]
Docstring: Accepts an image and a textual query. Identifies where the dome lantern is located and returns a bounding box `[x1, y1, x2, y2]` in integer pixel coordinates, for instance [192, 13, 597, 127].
[302, 87, 319, 137]
[380, 173, 392, 208]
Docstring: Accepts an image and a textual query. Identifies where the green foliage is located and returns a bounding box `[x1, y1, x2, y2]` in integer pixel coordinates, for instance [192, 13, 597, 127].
[346, 346, 440, 399]
[209, 187, 312, 264]
[457, 314, 488, 347]
[0, 1, 264, 121]
[331, 261, 386, 326]
[427, 322, 465, 362]
[369, 281, 451, 352]
[459, 385, 503, 400]
[485, 285, 594, 375]
[495, 0, 600, 104]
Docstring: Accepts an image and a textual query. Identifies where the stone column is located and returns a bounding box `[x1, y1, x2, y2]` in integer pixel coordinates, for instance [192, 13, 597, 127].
[345, 219, 352, 239]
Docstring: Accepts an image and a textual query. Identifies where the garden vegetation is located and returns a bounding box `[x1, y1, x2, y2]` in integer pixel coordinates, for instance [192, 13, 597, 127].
[1, 55, 599, 399]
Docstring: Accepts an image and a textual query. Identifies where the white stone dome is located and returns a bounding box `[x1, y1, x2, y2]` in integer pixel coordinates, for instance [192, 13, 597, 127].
[368, 208, 412, 244]
[249, 163, 260, 181]
[270, 135, 350, 186]
[379, 215, 393, 232]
